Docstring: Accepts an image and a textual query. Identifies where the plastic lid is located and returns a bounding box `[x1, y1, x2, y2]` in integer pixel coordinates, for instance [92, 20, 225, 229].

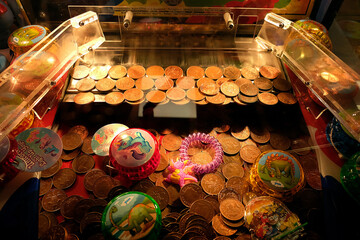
[0, 136, 10, 163]
[244, 196, 302, 239]
[13, 127, 63, 172]
[250, 150, 305, 200]
[109, 128, 160, 180]
[91, 123, 129, 156]
[8, 25, 47, 54]
[101, 191, 162, 240]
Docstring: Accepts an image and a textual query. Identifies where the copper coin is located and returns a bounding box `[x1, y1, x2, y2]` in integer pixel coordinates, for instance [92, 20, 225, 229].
[173, 98, 190, 105]
[258, 143, 274, 153]
[219, 198, 244, 221]
[220, 81, 240, 97]
[186, 87, 205, 101]
[239, 83, 259, 97]
[41, 225, 68, 240]
[89, 66, 108, 80]
[146, 185, 170, 210]
[176, 76, 195, 89]
[250, 127, 270, 144]
[240, 66, 259, 80]
[166, 184, 181, 207]
[180, 183, 205, 207]
[238, 94, 258, 104]
[71, 65, 90, 79]
[155, 76, 174, 90]
[191, 151, 213, 165]
[222, 162, 244, 179]
[273, 77, 292, 91]
[240, 145, 261, 163]
[197, 77, 215, 88]
[135, 77, 155, 90]
[39, 178, 53, 196]
[223, 154, 242, 165]
[165, 66, 183, 79]
[62, 132, 83, 151]
[84, 169, 106, 192]
[259, 65, 281, 79]
[233, 95, 247, 106]
[212, 214, 237, 236]
[38, 212, 51, 238]
[156, 151, 169, 171]
[254, 77, 273, 91]
[81, 136, 94, 155]
[216, 77, 231, 86]
[41, 159, 62, 178]
[80, 212, 102, 234]
[166, 87, 186, 101]
[146, 65, 164, 78]
[162, 134, 182, 151]
[277, 92, 297, 105]
[214, 125, 230, 133]
[218, 187, 241, 203]
[291, 138, 311, 155]
[258, 92, 278, 105]
[242, 192, 258, 206]
[73, 199, 96, 223]
[68, 125, 88, 141]
[234, 78, 252, 88]
[74, 92, 95, 105]
[42, 188, 67, 212]
[219, 136, 241, 155]
[72, 154, 95, 174]
[95, 78, 115, 92]
[146, 90, 167, 103]
[239, 138, 257, 149]
[115, 76, 135, 90]
[189, 199, 215, 223]
[205, 66, 223, 79]
[105, 92, 124, 105]
[60, 195, 84, 219]
[199, 82, 219, 96]
[132, 178, 155, 193]
[124, 88, 144, 102]
[53, 168, 77, 189]
[201, 173, 225, 195]
[231, 126, 250, 140]
[187, 66, 204, 79]
[93, 175, 120, 199]
[226, 176, 250, 196]
[61, 148, 80, 161]
[75, 78, 95, 92]
[128, 65, 145, 79]
[108, 65, 127, 79]
[206, 92, 226, 104]
[224, 66, 241, 79]
[270, 132, 291, 150]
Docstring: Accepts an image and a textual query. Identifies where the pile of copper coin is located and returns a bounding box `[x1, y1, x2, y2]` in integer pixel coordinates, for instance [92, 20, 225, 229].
[37, 121, 322, 240]
[69, 64, 298, 106]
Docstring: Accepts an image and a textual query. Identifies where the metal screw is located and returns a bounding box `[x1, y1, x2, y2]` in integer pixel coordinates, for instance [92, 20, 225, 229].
[279, 23, 285, 28]
[79, 21, 84, 26]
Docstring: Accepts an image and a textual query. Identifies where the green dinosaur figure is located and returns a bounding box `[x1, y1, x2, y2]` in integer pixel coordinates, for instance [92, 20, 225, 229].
[109, 203, 156, 234]
[260, 153, 295, 185]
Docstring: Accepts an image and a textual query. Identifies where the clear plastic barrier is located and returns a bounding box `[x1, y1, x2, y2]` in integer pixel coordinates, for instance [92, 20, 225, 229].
[257, 13, 360, 141]
[0, 11, 105, 141]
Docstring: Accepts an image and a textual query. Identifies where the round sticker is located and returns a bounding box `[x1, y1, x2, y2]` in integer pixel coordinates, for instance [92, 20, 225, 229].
[256, 150, 302, 192]
[110, 128, 156, 167]
[102, 192, 161, 240]
[8, 25, 47, 53]
[13, 128, 63, 172]
[91, 123, 129, 156]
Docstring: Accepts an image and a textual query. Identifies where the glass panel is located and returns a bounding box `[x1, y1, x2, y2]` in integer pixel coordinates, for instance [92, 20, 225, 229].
[257, 12, 360, 141]
[0, 11, 105, 141]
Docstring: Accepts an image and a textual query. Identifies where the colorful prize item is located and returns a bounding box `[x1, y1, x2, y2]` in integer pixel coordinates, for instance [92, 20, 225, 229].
[244, 196, 305, 240]
[164, 158, 198, 187]
[0, 136, 19, 187]
[179, 132, 223, 175]
[8, 25, 48, 56]
[250, 150, 305, 201]
[340, 151, 360, 204]
[91, 123, 129, 156]
[13, 127, 63, 172]
[295, 19, 332, 50]
[109, 128, 160, 181]
[102, 191, 162, 240]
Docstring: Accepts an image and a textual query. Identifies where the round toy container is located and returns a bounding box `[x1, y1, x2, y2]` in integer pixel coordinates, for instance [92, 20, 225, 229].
[250, 150, 305, 201]
[102, 191, 162, 240]
[109, 128, 160, 181]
